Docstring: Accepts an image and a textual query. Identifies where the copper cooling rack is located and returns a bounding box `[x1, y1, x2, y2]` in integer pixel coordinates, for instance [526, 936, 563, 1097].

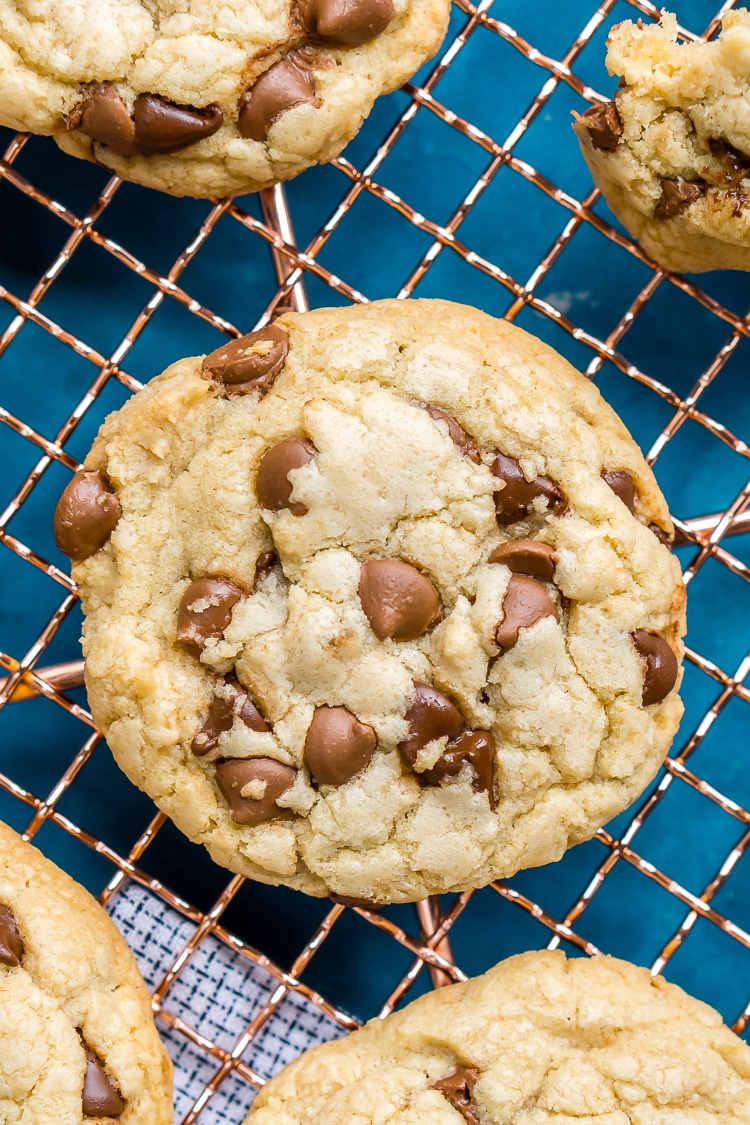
[2, 0, 750, 1120]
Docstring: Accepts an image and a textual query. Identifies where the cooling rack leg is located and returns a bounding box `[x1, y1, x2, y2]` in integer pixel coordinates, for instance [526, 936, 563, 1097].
[259, 184, 310, 314]
[415, 896, 455, 989]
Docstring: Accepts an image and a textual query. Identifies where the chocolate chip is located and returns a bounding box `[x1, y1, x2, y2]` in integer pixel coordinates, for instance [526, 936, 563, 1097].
[215, 757, 296, 825]
[358, 559, 441, 642]
[488, 539, 556, 582]
[81, 1042, 125, 1118]
[53, 470, 122, 562]
[495, 574, 560, 652]
[238, 55, 320, 143]
[726, 185, 747, 218]
[0, 904, 23, 967]
[299, 0, 393, 45]
[253, 550, 279, 589]
[631, 630, 678, 706]
[492, 453, 563, 525]
[654, 179, 706, 220]
[648, 522, 674, 548]
[581, 99, 623, 152]
[132, 94, 223, 155]
[192, 676, 269, 756]
[176, 577, 244, 655]
[432, 1066, 481, 1125]
[76, 85, 138, 155]
[397, 683, 463, 770]
[419, 730, 495, 804]
[602, 470, 636, 512]
[426, 406, 482, 464]
[256, 438, 316, 515]
[202, 325, 289, 396]
[304, 705, 376, 785]
[708, 136, 750, 177]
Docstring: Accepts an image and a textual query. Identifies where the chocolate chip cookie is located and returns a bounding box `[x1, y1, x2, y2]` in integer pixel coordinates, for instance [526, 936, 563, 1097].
[245, 950, 750, 1123]
[58, 298, 685, 904]
[0, 0, 448, 198]
[0, 819, 172, 1123]
[574, 11, 750, 273]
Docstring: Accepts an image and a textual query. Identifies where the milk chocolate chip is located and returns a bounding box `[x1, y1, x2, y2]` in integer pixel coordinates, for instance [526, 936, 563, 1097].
[76, 85, 138, 155]
[215, 757, 296, 825]
[299, 0, 393, 45]
[358, 559, 441, 642]
[202, 325, 289, 396]
[53, 470, 121, 562]
[238, 56, 319, 143]
[0, 904, 23, 967]
[81, 1042, 125, 1117]
[426, 406, 481, 463]
[654, 179, 706, 220]
[581, 99, 623, 152]
[602, 470, 636, 512]
[494, 574, 559, 651]
[632, 630, 678, 706]
[256, 438, 316, 515]
[432, 1066, 481, 1125]
[492, 453, 563, 524]
[176, 577, 244, 655]
[192, 677, 268, 756]
[304, 705, 376, 785]
[253, 550, 279, 589]
[132, 94, 223, 154]
[419, 730, 495, 804]
[397, 683, 463, 769]
[708, 136, 750, 178]
[488, 540, 556, 582]
[649, 522, 674, 548]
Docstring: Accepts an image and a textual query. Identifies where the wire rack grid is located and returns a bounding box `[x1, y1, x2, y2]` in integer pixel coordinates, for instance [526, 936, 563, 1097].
[2, 0, 750, 1120]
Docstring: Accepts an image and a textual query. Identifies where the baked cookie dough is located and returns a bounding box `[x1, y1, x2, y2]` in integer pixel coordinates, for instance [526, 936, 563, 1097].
[0, 819, 173, 1124]
[0, 0, 448, 198]
[574, 10, 750, 273]
[245, 950, 750, 1123]
[56, 298, 685, 904]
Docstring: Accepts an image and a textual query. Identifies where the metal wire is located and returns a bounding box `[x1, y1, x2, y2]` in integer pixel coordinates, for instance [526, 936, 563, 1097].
[2, 1, 750, 1121]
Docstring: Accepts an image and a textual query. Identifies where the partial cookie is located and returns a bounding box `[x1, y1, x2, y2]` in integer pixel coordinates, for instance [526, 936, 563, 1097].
[0, 819, 172, 1123]
[58, 298, 685, 905]
[0, 0, 448, 197]
[574, 11, 750, 273]
[245, 950, 750, 1123]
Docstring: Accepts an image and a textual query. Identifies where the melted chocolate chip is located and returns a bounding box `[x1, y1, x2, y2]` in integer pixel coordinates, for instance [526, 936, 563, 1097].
[132, 94, 223, 154]
[81, 1042, 125, 1118]
[53, 470, 122, 562]
[304, 705, 377, 785]
[253, 550, 279, 589]
[654, 179, 706, 221]
[492, 453, 563, 525]
[397, 683, 463, 770]
[488, 540, 556, 582]
[495, 574, 560, 652]
[0, 904, 23, 967]
[602, 470, 636, 512]
[238, 55, 320, 143]
[76, 85, 138, 155]
[426, 406, 482, 464]
[192, 677, 269, 756]
[299, 0, 393, 45]
[707, 136, 750, 178]
[419, 730, 495, 805]
[726, 185, 747, 218]
[358, 559, 441, 642]
[215, 757, 296, 825]
[202, 325, 289, 396]
[256, 438, 316, 515]
[648, 522, 674, 548]
[176, 577, 244, 655]
[632, 630, 678, 706]
[581, 99, 623, 152]
[432, 1066, 481, 1125]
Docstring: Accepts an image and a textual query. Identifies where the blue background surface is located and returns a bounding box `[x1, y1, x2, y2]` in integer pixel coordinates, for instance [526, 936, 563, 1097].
[1, 0, 750, 1029]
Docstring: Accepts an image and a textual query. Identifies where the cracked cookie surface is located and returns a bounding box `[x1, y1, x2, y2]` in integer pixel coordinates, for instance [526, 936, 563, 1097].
[0, 820, 173, 1124]
[65, 298, 685, 904]
[245, 950, 750, 1124]
[574, 10, 750, 273]
[0, 0, 448, 197]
